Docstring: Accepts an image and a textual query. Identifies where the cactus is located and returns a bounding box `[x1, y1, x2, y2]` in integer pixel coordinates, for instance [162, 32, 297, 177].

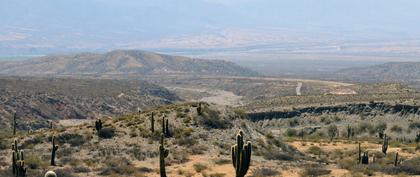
[347, 125, 352, 139]
[197, 102, 202, 115]
[12, 139, 26, 177]
[13, 113, 17, 136]
[394, 152, 399, 166]
[382, 134, 388, 154]
[44, 171, 57, 177]
[150, 112, 155, 132]
[361, 151, 369, 165]
[161, 116, 169, 137]
[378, 129, 384, 139]
[95, 119, 103, 132]
[231, 131, 252, 177]
[50, 136, 59, 166]
[49, 121, 53, 129]
[159, 134, 169, 177]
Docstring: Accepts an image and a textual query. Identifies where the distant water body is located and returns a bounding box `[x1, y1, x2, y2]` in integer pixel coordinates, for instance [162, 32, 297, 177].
[0, 55, 44, 61]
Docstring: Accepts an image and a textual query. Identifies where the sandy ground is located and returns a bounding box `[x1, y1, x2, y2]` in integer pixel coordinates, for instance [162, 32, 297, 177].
[168, 87, 243, 106]
[296, 82, 303, 96]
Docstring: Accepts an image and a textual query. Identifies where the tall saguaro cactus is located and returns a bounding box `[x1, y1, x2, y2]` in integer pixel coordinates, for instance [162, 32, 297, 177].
[95, 119, 103, 132]
[150, 112, 155, 132]
[51, 136, 59, 166]
[12, 139, 26, 177]
[13, 113, 17, 136]
[394, 152, 399, 166]
[382, 134, 388, 154]
[197, 102, 202, 115]
[231, 131, 252, 177]
[161, 116, 169, 137]
[159, 134, 169, 177]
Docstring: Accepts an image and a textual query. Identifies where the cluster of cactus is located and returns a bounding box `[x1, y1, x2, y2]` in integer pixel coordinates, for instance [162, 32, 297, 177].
[347, 125, 354, 139]
[361, 151, 369, 164]
[382, 134, 388, 154]
[161, 116, 170, 137]
[150, 112, 155, 132]
[197, 102, 202, 115]
[50, 136, 59, 166]
[231, 131, 252, 177]
[159, 134, 169, 177]
[95, 119, 103, 132]
[12, 139, 26, 177]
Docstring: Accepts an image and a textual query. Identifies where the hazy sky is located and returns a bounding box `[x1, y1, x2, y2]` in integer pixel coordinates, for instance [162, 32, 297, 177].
[1, 0, 420, 55]
[2, 0, 420, 36]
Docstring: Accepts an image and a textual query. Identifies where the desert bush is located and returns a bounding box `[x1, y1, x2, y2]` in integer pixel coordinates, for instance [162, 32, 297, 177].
[375, 122, 387, 131]
[73, 166, 91, 173]
[307, 146, 323, 155]
[356, 122, 374, 134]
[195, 108, 231, 129]
[98, 127, 116, 139]
[391, 125, 403, 133]
[250, 167, 279, 177]
[190, 144, 208, 155]
[193, 163, 208, 173]
[409, 122, 420, 129]
[21, 136, 44, 148]
[55, 133, 86, 146]
[285, 128, 297, 137]
[214, 158, 230, 165]
[262, 150, 294, 161]
[288, 119, 300, 127]
[175, 135, 198, 147]
[54, 168, 77, 177]
[300, 164, 331, 177]
[99, 157, 135, 175]
[26, 155, 45, 169]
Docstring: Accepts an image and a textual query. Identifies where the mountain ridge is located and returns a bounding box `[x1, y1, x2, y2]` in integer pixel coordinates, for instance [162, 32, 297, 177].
[0, 50, 258, 77]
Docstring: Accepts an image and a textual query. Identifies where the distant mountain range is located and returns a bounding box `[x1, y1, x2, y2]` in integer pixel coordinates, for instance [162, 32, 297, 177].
[0, 50, 258, 77]
[329, 62, 420, 84]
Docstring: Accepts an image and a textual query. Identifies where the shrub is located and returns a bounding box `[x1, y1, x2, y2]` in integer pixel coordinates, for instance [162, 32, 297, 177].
[300, 164, 331, 177]
[26, 155, 45, 169]
[99, 157, 135, 175]
[409, 122, 420, 129]
[193, 163, 208, 173]
[55, 133, 86, 146]
[250, 167, 279, 177]
[391, 125, 403, 133]
[285, 128, 297, 137]
[195, 108, 231, 129]
[307, 146, 323, 155]
[98, 127, 116, 139]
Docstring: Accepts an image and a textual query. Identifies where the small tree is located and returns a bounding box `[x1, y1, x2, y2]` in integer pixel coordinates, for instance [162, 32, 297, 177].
[327, 125, 338, 142]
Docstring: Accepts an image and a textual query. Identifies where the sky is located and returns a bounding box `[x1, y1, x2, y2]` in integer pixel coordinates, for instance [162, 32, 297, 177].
[1, 0, 420, 55]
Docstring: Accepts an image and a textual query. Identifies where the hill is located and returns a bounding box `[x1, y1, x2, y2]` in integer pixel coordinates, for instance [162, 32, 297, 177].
[0, 77, 179, 130]
[331, 62, 420, 83]
[0, 50, 258, 77]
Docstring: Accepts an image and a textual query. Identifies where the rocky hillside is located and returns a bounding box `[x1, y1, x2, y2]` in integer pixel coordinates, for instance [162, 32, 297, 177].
[0, 76, 179, 130]
[331, 62, 420, 83]
[0, 50, 258, 77]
